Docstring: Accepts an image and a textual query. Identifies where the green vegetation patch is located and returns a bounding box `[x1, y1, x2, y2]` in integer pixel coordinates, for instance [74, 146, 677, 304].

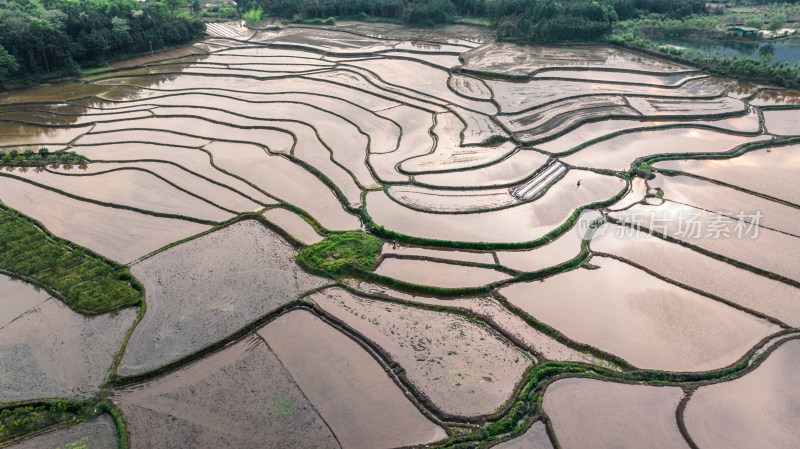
[0, 400, 90, 444]
[296, 232, 383, 278]
[0, 207, 142, 314]
[0, 148, 87, 167]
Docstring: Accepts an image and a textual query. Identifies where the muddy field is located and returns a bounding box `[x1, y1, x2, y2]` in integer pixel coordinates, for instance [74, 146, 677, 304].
[1, 21, 798, 449]
[119, 220, 328, 375]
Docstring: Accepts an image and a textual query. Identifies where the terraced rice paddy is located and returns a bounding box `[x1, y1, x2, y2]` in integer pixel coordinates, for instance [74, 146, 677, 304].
[1, 22, 798, 449]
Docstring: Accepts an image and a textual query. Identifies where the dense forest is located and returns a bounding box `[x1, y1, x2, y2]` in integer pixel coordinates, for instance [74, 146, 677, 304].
[248, 0, 708, 41]
[0, 0, 205, 82]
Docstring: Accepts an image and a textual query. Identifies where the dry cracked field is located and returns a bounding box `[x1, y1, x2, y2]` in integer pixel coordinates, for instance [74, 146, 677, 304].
[1, 21, 799, 449]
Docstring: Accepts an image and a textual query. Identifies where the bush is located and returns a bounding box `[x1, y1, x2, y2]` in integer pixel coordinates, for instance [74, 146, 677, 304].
[744, 16, 763, 29]
[243, 7, 263, 27]
[296, 232, 383, 278]
[768, 12, 786, 33]
[219, 7, 238, 19]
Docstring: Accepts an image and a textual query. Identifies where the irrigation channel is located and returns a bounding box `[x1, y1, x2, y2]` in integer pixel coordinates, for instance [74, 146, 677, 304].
[1, 20, 799, 449]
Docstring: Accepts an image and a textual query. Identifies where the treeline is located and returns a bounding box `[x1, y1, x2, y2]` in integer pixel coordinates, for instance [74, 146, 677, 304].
[491, 0, 706, 42]
[610, 33, 800, 89]
[0, 0, 206, 83]
[248, 0, 706, 41]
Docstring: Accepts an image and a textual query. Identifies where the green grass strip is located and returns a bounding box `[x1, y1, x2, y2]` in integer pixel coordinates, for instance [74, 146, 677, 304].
[0, 206, 142, 315]
[0, 399, 94, 445]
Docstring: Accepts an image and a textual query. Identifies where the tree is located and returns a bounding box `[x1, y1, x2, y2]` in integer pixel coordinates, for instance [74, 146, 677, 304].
[243, 7, 262, 27]
[768, 13, 786, 33]
[0, 44, 19, 81]
[162, 0, 188, 13]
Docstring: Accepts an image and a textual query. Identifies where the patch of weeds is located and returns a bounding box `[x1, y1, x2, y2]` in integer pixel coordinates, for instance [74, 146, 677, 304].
[296, 231, 383, 278]
[0, 400, 92, 444]
[266, 396, 296, 418]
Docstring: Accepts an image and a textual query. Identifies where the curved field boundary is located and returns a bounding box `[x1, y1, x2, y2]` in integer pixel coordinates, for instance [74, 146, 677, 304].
[652, 168, 800, 210]
[82, 158, 273, 207]
[552, 121, 768, 159]
[41, 165, 241, 215]
[361, 177, 629, 251]
[78, 87, 405, 154]
[535, 334, 800, 449]
[497, 84, 735, 119]
[283, 23, 482, 48]
[0, 172, 217, 225]
[383, 168, 570, 215]
[593, 251, 790, 328]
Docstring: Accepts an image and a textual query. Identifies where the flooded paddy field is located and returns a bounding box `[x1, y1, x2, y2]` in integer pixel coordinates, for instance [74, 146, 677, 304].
[119, 220, 327, 375]
[561, 128, 769, 171]
[0, 275, 137, 401]
[500, 257, 779, 371]
[544, 378, 688, 449]
[344, 279, 609, 366]
[592, 224, 800, 327]
[653, 144, 800, 205]
[116, 334, 340, 449]
[258, 310, 447, 449]
[310, 288, 531, 417]
[375, 257, 510, 288]
[493, 421, 552, 449]
[1, 21, 799, 449]
[683, 338, 800, 449]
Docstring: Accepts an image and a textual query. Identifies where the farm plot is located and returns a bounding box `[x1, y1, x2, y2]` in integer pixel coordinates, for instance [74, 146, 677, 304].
[763, 109, 800, 135]
[533, 70, 703, 86]
[461, 43, 692, 75]
[493, 421, 552, 449]
[0, 123, 91, 147]
[258, 310, 448, 449]
[414, 149, 550, 188]
[204, 141, 361, 231]
[653, 144, 800, 205]
[387, 185, 518, 213]
[263, 207, 323, 245]
[683, 338, 800, 449]
[536, 107, 761, 154]
[591, 223, 800, 327]
[366, 171, 624, 244]
[9, 168, 233, 222]
[12, 415, 119, 449]
[0, 176, 210, 264]
[544, 378, 688, 449]
[400, 112, 517, 173]
[116, 335, 340, 449]
[610, 201, 800, 282]
[375, 258, 510, 288]
[562, 128, 769, 171]
[119, 220, 328, 375]
[649, 174, 800, 236]
[309, 288, 531, 417]
[70, 143, 274, 204]
[488, 77, 727, 113]
[500, 257, 779, 371]
[344, 279, 610, 366]
[0, 290, 136, 400]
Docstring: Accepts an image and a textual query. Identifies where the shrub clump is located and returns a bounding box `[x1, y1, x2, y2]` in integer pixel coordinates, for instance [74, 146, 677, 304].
[296, 232, 383, 278]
